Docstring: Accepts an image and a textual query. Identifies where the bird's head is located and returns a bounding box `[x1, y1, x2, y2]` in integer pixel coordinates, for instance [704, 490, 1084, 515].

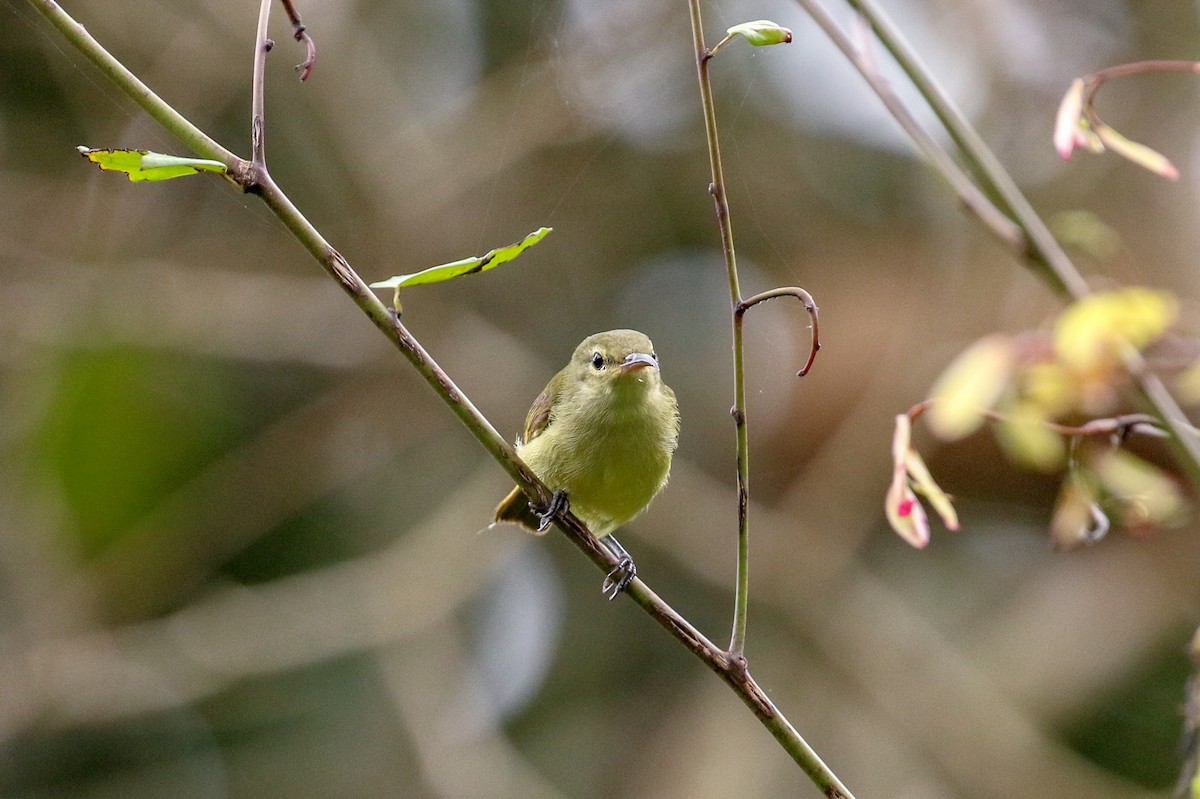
[570, 329, 662, 395]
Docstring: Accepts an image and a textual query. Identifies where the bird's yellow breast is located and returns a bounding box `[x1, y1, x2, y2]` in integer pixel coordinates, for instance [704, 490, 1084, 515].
[517, 384, 677, 537]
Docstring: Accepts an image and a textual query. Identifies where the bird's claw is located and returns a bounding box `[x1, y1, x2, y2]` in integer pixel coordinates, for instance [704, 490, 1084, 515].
[599, 535, 637, 600]
[533, 490, 569, 533]
[601, 556, 636, 600]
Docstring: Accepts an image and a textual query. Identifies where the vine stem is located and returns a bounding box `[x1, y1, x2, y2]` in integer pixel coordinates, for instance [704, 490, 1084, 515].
[907, 399, 1171, 440]
[687, 0, 751, 663]
[27, 1, 855, 793]
[250, 0, 270, 169]
[1083, 59, 1200, 86]
[687, 5, 851, 795]
[278, 0, 316, 80]
[1073, 60, 1200, 179]
[738, 287, 822, 378]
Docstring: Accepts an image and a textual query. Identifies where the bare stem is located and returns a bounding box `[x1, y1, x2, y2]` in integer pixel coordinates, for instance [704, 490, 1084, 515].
[1078, 60, 1200, 149]
[687, 7, 852, 795]
[706, 32, 736, 59]
[792, 3, 1023, 251]
[1086, 59, 1200, 85]
[738, 287, 822, 377]
[278, 0, 316, 80]
[687, 0, 751, 660]
[251, 0, 271, 169]
[909, 399, 1171, 441]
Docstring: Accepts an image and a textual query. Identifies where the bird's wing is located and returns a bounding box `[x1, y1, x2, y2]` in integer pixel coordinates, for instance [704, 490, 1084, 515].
[665, 383, 681, 448]
[494, 386, 555, 534]
[521, 388, 554, 445]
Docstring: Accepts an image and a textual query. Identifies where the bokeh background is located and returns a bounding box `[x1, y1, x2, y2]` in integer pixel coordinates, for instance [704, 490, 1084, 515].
[2, 0, 1200, 797]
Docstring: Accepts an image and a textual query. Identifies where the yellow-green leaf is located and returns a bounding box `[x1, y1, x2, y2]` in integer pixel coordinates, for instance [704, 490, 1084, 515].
[1050, 475, 1108, 550]
[904, 448, 959, 531]
[995, 402, 1066, 472]
[725, 19, 793, 47]
[1054, 287, 1178, 373]
[927, 335, 1015, 441]
[1092, 449, 1185, 529]
[1092, 122, 1180, 180]
[370, 227, 552, 312]
[1049, 210, 1121, 263]
[78, 146, 227, 182]
[1176, 358, 1200, 404]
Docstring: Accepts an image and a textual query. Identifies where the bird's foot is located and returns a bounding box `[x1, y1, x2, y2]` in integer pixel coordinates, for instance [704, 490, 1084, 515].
[600, 536, 637, 600]
[533, 490, 569, 533]
[601, 557, 636, 601]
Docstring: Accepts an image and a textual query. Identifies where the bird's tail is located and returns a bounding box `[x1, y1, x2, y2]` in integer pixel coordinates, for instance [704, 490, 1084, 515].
[492, 486, 546, 534]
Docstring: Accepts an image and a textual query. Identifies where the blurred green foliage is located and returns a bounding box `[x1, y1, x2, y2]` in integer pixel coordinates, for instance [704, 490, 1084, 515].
[40, 349, 251, 555]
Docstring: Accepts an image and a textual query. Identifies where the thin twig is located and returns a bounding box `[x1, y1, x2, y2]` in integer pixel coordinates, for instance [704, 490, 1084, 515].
[908, 399, 1171, 441]
[706, 31, 737, 59]
[688, 0, 753, 662]
[784, 3, 1025, 251]
[1084, 59, 1200, 86]
[1076, 59, 1200, 173]
[278, 0, 316, 80]
[30, 0, 247, 183]
[251, 0, 271, 170]
[738, 287, 821, 377]
[689, 5, 854, 795]
[1046, 413, 1169, 440]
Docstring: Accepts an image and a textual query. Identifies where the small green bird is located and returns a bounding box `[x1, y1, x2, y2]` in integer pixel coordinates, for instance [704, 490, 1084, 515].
[494, 329, 680, 599]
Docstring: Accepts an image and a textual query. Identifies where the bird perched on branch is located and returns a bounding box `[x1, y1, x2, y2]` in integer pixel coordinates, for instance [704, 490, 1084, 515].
[493, 329, 679, 599]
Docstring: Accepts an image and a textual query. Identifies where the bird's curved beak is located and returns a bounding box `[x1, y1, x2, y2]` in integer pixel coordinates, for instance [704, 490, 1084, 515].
[620, 352, 659, 374]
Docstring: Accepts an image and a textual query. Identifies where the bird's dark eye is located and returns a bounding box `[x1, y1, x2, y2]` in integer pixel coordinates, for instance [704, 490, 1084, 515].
[651, 351, 657, 361]
[591, 352, 604, 370]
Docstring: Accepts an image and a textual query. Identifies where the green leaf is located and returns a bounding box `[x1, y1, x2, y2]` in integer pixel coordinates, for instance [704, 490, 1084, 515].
[370, 227, 552, 312]
[1090, 123, 1180, 180]
[725, 20, 793, 47]
[77, 146, 228, 182]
